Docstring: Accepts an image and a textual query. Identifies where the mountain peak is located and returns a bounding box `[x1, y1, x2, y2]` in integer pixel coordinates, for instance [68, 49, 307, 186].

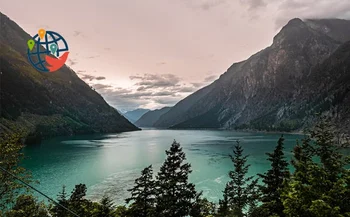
[123, 109, 150, 123]
[154, 17, 350, 133]
[272, 18, 309, 47]
[286, 18, 304, 26]
[135, 107, 172, 127]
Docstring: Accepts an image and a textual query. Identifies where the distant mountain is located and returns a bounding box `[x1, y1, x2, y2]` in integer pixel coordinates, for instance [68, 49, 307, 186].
[123, 109, 150, 123]
[135, 107, 172, 127]
[0, 12, 139, 141]
[154, 18, 350, 133]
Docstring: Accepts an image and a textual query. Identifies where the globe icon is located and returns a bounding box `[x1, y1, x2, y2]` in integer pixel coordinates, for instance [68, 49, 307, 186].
[27, 31, 69, 72]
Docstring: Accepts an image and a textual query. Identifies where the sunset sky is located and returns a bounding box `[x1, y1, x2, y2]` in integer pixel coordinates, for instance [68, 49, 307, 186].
[2, 0, 350, 111]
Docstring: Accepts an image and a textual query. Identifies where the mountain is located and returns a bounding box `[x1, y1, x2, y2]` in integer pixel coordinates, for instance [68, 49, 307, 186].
[123, 109, 150, 123]
[293, 40, 350, 133]
[0, 12, 139, 141]
[154, 18, 350, 133]
[135, 107, 172, 127]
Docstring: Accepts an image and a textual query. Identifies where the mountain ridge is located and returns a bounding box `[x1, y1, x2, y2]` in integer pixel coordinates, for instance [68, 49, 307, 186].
[135, 107, 171, 127]
[0, 12, 139, 141]
[123, 108, 150, 123]
[154, 18, 350, 133]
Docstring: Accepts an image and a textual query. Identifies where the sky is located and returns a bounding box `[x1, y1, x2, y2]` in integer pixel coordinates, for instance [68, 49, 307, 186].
[2, 0, 350, 112]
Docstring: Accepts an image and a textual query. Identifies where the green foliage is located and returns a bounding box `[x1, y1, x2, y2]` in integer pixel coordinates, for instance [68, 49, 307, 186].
[52, 185, 117, 217]
[126, 141, 217, 217]
[275, 119, 303, 132]
[4, 195, 50, 217]
[96, 195, 115, 217]
[48, 185, 118, 217]
[238, 118, 303, 132]
[155, 140, 197, 217]
[0, 133, 31, 212]
[190, 192, 217, 217]
[221, 141, 259, 217]
[70, 184, 87, 202]
[281, 120, 350, 217]
[52, 185, 69, 217]
[244, 112, 278, 131]
[258, 136, 290, 217]
[125, 165, 156, 217]
[68, 183, 91, 216]
[114, 205, 129, 217]
[217, 185, 230, 217]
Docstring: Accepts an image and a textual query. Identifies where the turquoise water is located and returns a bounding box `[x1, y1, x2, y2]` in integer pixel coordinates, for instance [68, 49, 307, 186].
[22, 129, 304, 204]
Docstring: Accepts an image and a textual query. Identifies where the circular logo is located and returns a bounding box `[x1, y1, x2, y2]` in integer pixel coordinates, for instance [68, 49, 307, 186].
[27, 29, 69, 72]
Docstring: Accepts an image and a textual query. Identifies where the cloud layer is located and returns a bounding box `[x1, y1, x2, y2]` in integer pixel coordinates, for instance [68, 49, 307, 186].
[78, 72, 217, 112]
[77, 72, 106, 81]
[241, 0, 350, 27]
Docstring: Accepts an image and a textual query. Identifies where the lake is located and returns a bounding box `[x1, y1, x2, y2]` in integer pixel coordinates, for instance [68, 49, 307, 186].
[22, 129, 304, 205]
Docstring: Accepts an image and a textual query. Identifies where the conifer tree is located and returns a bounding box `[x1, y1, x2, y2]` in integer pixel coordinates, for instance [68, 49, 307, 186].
[70, 184, 87, 202]
[225, 141, 258, 217]
[282, 119, 350, 217]
[258, 136, 289, 217]
[52, 185, 69, 217]
[246, 184, 262, 217]
[155, 140, 197, 217]
[190, 191, 216, 217]
[114, 205, 129, 217]
[69, 183, 89, 216]
[310, 120, 345, 182]
[97, 195, 114, 217]
[290, 137, 313, 184]
[126, 165, 156, 217]
[217, 184, 231, 217]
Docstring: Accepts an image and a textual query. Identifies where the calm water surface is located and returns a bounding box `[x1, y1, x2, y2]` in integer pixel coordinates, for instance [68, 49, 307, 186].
[22, 129, 304, 204]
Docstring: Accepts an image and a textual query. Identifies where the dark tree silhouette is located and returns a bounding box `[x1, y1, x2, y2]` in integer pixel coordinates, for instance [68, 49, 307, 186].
[258, 136, 289, 217]
[126, 165, 156, 217]
[155, 140, 197, 217]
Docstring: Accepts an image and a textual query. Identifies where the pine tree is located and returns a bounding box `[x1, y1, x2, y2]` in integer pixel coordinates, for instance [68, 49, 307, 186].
[125, 165, 156, 217]
[310, 120, 345, 182]
[97, 195, 114, 217]
[225, 141, 258, 217]
[246, 184, 262, 217]
[217, 184, 231, 217]
[114, 205, 129, 217]
[52, 185, 69, 217]
[155, 140, 197, 217]
[258, 136, 289, 217]
[70, 184, 87, 202]
[69, 183, 89, 216]
[190, 191, 216, 217]
[282, 119, 350, 217]
[291, 137, 314, 184]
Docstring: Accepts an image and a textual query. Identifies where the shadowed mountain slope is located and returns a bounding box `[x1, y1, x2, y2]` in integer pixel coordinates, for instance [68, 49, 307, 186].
[0, 12, 139, 141]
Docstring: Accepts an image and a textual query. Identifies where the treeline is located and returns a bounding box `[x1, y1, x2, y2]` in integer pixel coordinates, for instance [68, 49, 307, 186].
[1, 120, 350, 217]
